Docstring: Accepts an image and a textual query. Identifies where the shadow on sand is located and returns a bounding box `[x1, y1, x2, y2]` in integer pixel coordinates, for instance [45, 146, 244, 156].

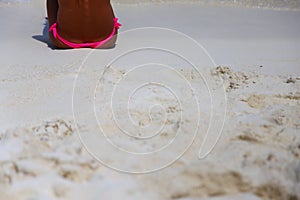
[32, 18, 55, 49]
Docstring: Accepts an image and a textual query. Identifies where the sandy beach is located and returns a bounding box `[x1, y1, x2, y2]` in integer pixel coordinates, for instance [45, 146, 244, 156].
[0, 0, 300, 199]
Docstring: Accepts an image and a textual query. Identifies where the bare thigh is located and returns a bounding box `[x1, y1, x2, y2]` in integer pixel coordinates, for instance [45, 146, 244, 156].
[49, 31, 71, 49]
[96, 33, 118, 49]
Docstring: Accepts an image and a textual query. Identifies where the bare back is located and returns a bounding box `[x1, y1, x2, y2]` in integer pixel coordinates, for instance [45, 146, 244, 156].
[48, 0, 116, 46]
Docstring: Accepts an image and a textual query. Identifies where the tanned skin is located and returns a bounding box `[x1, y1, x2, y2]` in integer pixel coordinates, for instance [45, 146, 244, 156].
[46, 0, 117, 49]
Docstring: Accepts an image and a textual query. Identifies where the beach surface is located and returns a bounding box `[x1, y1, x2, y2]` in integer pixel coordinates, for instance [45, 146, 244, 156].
[0, 0, 300, 199]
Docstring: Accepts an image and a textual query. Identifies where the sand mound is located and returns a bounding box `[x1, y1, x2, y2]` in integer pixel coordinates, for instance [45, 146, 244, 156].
[1, 66, 299, 199]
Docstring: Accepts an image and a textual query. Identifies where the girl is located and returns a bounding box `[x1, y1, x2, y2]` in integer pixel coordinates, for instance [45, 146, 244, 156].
[47, 0, 121, 49]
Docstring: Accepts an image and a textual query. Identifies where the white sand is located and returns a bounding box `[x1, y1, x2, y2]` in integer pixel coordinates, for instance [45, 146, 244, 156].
[0, 1, 300, 199]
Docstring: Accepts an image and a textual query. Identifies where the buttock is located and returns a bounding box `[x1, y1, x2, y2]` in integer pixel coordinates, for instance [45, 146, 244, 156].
[49, 31, 118, 49]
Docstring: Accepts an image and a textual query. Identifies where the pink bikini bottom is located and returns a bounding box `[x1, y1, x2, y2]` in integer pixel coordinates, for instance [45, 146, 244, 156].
[49, 18, 121, 49]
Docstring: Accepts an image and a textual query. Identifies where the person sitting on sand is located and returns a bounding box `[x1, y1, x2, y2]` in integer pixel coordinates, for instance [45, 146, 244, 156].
[46, 0, 121, 49]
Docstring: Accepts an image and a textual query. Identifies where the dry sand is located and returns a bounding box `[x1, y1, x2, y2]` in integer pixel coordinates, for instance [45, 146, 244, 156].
[0, 1, 300, 200]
